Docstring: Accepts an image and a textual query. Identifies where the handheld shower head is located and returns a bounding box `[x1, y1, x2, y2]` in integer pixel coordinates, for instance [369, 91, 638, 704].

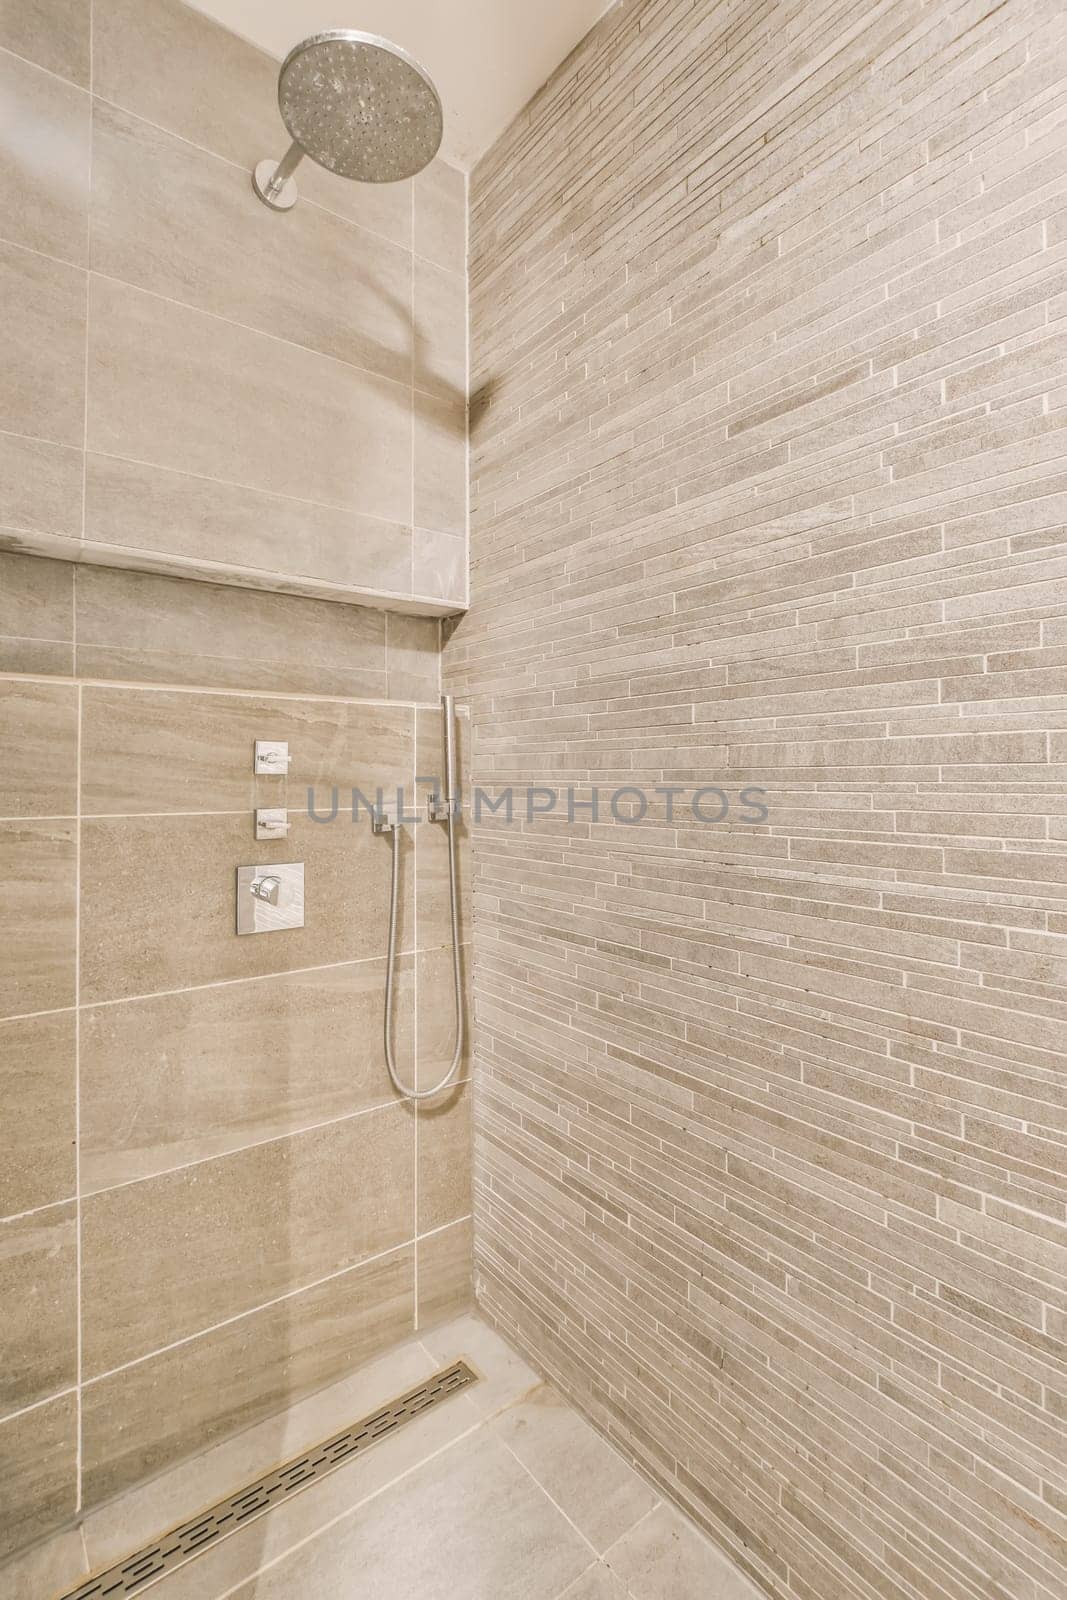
[253, 30, 444, 212]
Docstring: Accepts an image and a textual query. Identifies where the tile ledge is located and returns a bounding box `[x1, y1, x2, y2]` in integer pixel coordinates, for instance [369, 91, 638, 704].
[0, 531, 468, 619]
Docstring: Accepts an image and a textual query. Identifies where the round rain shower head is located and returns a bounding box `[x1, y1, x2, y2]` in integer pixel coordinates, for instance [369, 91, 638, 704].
[253, 30, 443, 212]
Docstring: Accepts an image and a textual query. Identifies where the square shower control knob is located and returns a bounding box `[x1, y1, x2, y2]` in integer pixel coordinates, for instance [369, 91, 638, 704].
[254, 740, 290, 775]
[255, 809, 290, 841]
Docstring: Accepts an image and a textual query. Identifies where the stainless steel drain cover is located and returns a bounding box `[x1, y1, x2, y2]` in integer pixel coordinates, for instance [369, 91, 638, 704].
[62, 1360, 478, 1599]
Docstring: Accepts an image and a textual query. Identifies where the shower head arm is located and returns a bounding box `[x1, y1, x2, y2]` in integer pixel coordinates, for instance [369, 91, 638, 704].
[252, 142, 305, 212]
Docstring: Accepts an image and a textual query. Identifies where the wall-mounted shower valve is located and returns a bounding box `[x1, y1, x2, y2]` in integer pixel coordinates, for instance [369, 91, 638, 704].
[428, 795, 460, 823]
[255, 809, 290, 841]
[254, 740, 290, 775]
[237, 862, 304, 935]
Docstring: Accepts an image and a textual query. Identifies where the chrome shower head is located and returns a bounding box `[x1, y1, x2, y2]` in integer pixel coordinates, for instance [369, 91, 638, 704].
[253, 30, 444, 212]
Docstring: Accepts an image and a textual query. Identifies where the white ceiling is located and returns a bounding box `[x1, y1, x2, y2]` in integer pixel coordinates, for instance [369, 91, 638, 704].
[187, 0, 615, 169]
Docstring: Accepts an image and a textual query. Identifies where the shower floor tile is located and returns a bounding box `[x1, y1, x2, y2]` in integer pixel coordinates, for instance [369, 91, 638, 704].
[21, 1316, 761, 1600]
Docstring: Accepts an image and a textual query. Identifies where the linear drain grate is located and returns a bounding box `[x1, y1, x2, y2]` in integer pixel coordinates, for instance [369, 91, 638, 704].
[63, 1360, 478, 1600]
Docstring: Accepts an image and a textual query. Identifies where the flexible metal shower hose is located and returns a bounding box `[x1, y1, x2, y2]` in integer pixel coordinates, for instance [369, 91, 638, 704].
[382, 806, 464, 1100]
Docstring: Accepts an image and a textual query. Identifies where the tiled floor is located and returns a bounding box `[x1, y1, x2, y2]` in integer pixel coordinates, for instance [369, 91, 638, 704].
[11, 1317, 760, 1600]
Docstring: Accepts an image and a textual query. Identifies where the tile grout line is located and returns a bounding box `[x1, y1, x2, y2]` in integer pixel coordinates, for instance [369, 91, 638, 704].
[494, 1433, 603, 1563]
[74, 684, 84, 1513]
[79, 1091, 472, 1202]
[74, 0, 93, 1504]
[0, 421, 451, 543]
[0, 940, 473, 1023]
[0, 669, 453, 712]
[413, 704, 421, 1330]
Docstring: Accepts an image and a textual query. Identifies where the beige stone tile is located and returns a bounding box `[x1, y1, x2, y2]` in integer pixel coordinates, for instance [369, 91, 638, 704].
[418, 1078, 472, 1231]
[415, 529, 467, 605]
[74, 565, 390, 698]
[421, 1315, 542, 1421]
[84, 454, 412, 598]
[0, 1011, 75, 1216]
[0, 1391, 77, 1561]
[81, 1245, 416, 1508]
[415, 812, 473, 953]
[0, 553, 73, 641]
[82, 1332, 435, 1572]
[417, 1218, 473, 1330]
[0, 680, 77, 817]
[560, 1566, 630, 1600]
[80, 958, 413, 1191]
[415, 945, 472, 1092]
[0, 50, 89, 262]
[87, 275, 412, 524]
[388, 613, 441, 701]
[91, 102, 414, 385]
[0, 0, 90, 83]
[81, 1103, 415, 1376]
[79, 808, 412, 1004]
[414, 257, 467, 402]
[0, 240, 85, 446]
[91, 0, 411, 248]
[492, 1386, 658, 1554]
[80, 686, 412, 815]
[605, 1503, 759, 1599]
[222, 1428, 592, 1600]
[0, 1203, 77, 1417]
[0, 820, 76, 1019]
[0, 434, 82, 543]
[0, 1521, 87, 1600]
[415, 391, 468, 539]
[415, 158, 467, 275]
[0, 636, 73, 674]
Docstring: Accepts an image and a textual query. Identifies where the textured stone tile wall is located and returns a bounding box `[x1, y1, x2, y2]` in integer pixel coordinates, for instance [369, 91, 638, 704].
[450, 2, 1067, 1597]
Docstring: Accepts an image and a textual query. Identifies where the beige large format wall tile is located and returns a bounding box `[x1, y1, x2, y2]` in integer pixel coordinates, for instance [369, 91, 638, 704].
[0, 554, 73, 645]
[0, 1394, 77, 1562]
[455, 3, 1067, 1600]
[417, 1217, 473, 1329]
[80, 958, 413, 1191]
[0, 1013, 76, 1216]
[0, 681, 77, 816]
[83, 451, 413, 598]
[0, 1204, 77, 1416]
[80, 687, 413, 815]
[0, 241, 86, 447]
[81, 1103, 414, 1374]
[0, 821, 76, 1019]
[388, 614, 442, 702]
[81, 1244, 414, 1507]
[0, 434, 82, 567]
[80, 808, 406, 1003]
[87, 275, 412, 525]
[74, 566, 396, 698]
[91, 102, 414, 385]
[0, 0, 91, 85]
[415, 394, 468, 544]
[415, 159, 467, 275]
[414, 258, 468, 403]
[0, 48, 89, 263]
[418, 1082, 472, 1233]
